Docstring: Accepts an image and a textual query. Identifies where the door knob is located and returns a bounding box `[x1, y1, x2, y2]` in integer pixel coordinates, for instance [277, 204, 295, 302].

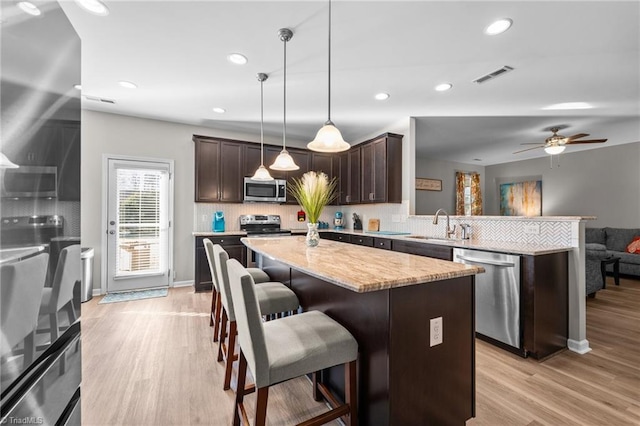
[109, 230, 115, 235]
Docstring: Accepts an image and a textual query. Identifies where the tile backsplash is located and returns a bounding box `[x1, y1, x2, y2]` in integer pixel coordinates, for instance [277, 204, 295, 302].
[194, 201, 578, 247]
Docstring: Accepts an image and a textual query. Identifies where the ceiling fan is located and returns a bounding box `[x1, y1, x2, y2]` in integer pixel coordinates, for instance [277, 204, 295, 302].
[514, 127, 608, 155]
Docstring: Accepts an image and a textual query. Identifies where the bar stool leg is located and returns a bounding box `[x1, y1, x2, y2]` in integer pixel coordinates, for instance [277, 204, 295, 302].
[234, 351, 249, 426]
[255, 387, 269, 426]
[213, 292, 222, 342]
[345, 360, 357, 426]
[209, 288, 217, 327]
[217, 310, 228, 362]
[223, 321, 237, 390]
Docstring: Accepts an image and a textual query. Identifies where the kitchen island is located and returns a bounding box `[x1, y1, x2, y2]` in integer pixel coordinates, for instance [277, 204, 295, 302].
[242, 236, 484, 426]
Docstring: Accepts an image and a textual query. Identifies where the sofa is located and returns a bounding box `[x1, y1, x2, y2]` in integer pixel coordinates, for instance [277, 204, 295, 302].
[585, 227, 640, 281]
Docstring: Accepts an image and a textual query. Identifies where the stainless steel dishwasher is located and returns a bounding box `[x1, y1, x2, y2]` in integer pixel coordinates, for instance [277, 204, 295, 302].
[453, 248, 521, 349]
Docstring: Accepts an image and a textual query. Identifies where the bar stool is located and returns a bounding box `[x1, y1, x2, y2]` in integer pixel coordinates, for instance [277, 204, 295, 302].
[213, 245, 299, 391]
[1, 253, 49, 368]
[226, 258, 358, 426]
[203, 238, 270, 342]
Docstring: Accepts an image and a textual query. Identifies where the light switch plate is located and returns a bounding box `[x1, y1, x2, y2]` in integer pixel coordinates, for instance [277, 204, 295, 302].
[430, 317, 443, 347]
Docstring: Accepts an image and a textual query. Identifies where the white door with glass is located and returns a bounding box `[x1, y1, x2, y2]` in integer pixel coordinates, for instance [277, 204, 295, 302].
[105, 158, 172, 292]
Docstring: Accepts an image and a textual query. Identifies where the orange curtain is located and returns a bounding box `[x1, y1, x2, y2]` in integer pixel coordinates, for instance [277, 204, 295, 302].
[470, 172, 483, 215]
[455, 172, 483, 215]
[455, 172, 465, 215]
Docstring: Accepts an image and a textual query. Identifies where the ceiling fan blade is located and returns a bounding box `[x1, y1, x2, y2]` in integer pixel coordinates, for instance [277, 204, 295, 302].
[566, 133, 589, 141]
[565, 139, 607, 144]
[513, 145, 544, 154]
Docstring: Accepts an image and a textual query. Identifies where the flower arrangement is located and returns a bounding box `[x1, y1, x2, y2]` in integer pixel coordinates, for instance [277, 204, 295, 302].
[288, 171, 338, 223]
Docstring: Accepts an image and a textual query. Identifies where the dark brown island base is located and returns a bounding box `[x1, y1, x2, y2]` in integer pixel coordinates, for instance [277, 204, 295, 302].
[242, 236, 484, 426]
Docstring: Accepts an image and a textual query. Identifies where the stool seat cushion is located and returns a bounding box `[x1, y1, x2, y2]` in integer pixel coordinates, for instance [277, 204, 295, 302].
[262, 311, 357, 387]
[247, 268, 270, 284]
[255, 282, 299, 317]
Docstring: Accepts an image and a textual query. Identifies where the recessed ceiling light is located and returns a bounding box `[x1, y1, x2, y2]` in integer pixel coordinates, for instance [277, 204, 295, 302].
[374, 93, 390, 101]
[541, 102, 594, 110]
[73, 84, 82, 90]
[435, 83, 453, 92]
[17, 2, 41, 16]
[227, 53, 248, 65]
[118, 81, 138, 89]
[212, 107, 226, 114]
[74, 0, 109, 16]
[485, 18, 513, 35]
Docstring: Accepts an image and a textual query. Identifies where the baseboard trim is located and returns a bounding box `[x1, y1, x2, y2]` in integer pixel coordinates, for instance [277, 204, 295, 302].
[92, 288, 102, 297]
[567, 339, 591, 354]
[172, 280, 194, 288]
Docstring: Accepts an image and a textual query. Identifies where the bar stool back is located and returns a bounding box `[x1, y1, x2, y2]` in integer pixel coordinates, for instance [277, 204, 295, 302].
[213, 245, 299, 390]
[227, 258, 358, 426]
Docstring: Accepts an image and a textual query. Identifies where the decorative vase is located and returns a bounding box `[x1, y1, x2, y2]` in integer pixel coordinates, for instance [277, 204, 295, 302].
[306, 222, 320, 247]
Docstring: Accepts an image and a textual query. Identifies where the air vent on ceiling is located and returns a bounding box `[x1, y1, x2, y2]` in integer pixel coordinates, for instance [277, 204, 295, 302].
[83, 95, 116, 104]
[472, 65, 514, 84]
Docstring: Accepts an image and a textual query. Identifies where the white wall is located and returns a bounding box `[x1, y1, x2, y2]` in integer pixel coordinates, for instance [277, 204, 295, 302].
[415, 157, 485, 215]
[484, 142, 640, 227]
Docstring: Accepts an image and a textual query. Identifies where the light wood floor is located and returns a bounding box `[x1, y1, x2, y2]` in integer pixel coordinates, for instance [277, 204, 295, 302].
[81, 276, 640, 425]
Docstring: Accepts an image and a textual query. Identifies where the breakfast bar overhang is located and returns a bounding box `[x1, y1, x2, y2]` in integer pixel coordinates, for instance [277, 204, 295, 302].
[242, 236, 484, 426]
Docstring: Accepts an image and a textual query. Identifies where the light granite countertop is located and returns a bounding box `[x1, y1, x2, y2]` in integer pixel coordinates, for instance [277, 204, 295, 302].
[0, 245, 46, 265]
[241, 236, 484, 293]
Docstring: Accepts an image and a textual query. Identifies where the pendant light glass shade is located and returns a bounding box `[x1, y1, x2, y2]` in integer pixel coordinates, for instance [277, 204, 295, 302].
[251, 73, 274, 181]
[0, 152, 19, 168]
[307, 0, 349, 153]
[270, 28, 299, 171]
[308, 120, 350, 152]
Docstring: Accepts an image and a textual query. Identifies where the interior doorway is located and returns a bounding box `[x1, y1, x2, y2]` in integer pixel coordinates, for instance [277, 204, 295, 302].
[102, 156, 173, 293]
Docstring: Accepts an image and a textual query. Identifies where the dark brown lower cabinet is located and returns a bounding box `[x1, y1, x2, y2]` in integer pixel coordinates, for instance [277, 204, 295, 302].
[521, 252, 568, 359]
[262, 256, 475, 426]
[391, 239, 454, 260]
[194, 236, 246, 292]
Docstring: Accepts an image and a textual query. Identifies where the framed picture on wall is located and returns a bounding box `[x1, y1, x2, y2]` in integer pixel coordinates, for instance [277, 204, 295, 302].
[499, 180, 542, 216]
[416, 178, 442, 191]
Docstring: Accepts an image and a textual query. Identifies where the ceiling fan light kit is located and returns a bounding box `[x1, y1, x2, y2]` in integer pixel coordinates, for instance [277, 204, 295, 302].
[513, 126, 608, 156]
[251, 72, 274, 181]
[270, 28, 299, 171]
[307, 0, 350, 153]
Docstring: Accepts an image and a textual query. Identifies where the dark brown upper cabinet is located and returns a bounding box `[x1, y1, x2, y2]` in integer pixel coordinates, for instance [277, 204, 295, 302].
[337, 147, 361, 205]
[361, 133, 403, 204]
[284, 148, 310, 205]
[194, 135, 244, 203]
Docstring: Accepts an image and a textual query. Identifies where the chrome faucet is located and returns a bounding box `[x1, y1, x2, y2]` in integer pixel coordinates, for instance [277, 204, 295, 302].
[433, 208, 456, 239]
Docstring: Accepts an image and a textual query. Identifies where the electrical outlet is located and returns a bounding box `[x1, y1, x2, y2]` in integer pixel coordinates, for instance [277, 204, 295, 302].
[201, 214, 207, 222]
[524, 224, 540, 235]
[430, 317, 443, 347]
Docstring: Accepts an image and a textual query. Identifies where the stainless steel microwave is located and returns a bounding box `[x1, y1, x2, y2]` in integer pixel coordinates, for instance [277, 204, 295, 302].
[243, 177, 286, 203]
[1, 165, 58, 198]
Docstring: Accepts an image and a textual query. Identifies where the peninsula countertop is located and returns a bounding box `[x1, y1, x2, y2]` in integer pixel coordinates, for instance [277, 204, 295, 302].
[241, 236, 484, 293]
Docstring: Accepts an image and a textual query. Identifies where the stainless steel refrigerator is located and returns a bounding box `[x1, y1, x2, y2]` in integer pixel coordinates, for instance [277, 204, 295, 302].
[1, 1, 82, 424]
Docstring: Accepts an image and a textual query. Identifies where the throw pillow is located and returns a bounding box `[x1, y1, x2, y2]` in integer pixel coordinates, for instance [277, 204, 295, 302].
[626, 236, 640, 254]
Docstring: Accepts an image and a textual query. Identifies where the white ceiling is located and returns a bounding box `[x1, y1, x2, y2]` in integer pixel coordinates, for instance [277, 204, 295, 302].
[51, 1, 640, 165]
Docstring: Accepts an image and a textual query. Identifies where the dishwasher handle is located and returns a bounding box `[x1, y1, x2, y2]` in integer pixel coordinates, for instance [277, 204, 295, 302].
[455, 255, 516, 268]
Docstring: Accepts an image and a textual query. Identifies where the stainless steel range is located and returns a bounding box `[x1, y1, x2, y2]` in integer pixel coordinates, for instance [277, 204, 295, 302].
[240, 215, 291, 267]
[239, 214, 292, 237]
[0, 215, 64, 248]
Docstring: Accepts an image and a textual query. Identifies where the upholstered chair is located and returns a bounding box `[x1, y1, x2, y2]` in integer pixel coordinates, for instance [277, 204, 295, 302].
[585, 243, 609, 297]
[213, 245, 299, 390]
[39, 245, 81, 342]
[226, 258, 358, 426]
[1, 253, 49, 367]
[203, 238, 270, 342]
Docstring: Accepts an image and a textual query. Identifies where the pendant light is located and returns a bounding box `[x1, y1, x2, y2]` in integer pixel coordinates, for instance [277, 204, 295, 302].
[307, 0, 350, 153]
[270, 28, 299, 171]
[250, 73, 274, 181]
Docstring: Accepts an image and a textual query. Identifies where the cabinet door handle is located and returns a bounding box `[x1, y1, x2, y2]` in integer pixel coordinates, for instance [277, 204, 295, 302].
[369, 192, 374, 200]
[346, 195, 351, 203]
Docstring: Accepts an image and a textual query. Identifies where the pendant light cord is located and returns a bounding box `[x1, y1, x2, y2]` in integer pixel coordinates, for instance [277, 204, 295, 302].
[260, 78, 265, 166]
[283, 35, 288, 151]
[327, 0, 332, 123]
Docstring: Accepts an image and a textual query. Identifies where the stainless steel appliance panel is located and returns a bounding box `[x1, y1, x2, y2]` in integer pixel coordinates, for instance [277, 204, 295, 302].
[454, 248, 521, 348]
[1, 166, 58, 199]
[243, 178, 286, 203]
